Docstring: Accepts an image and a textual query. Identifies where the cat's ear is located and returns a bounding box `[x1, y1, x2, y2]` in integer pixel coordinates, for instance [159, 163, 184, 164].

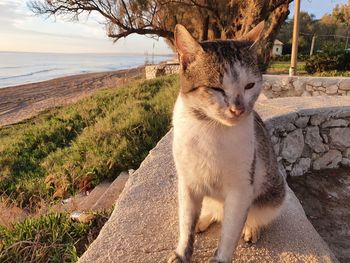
[174, 24, 203, 70]
[241, 21, 265, 48]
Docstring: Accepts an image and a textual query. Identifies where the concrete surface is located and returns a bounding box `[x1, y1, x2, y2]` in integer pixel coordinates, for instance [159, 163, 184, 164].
[91, 172, 129, 211]
[78, 97, 349, 263]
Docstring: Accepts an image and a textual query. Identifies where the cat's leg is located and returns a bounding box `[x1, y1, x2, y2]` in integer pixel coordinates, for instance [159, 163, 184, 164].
[168, 181, 203, 263]
[242, 201, 285, 244]
[209, 188, 253, 263]
[196, 197, 223, 233]
[242, 173, 286, 244]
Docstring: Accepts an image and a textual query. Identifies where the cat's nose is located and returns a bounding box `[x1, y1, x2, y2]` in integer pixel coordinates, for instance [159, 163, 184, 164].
[229, 106, 245, 117]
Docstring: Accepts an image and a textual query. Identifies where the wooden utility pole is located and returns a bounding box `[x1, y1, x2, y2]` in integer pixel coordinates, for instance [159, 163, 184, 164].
[289, 0, 301, 76]
[310, 34, 316, 56]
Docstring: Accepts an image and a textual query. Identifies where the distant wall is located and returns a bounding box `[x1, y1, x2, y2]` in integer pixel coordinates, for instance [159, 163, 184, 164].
[145, 63, 350, 98]
[263, 75, 350, 98]
[145, 63, 180, 80]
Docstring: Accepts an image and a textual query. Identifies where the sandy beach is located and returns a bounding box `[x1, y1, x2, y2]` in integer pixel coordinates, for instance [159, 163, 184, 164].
[0, 66, 144, 127]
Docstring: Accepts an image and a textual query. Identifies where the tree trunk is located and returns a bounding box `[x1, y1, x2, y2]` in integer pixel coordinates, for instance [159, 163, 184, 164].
[259, 3, 290, 72]
[201, 15, 209, 41]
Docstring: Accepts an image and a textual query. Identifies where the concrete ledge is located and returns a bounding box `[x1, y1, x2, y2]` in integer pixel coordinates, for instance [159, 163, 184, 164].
[78, 97, 348, 263]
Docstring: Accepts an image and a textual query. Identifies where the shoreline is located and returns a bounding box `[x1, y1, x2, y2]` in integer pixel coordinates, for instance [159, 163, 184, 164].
[0, 67, 144, 127]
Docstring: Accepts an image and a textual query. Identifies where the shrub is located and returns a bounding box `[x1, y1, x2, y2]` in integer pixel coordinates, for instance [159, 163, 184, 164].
[313, 70, 350, 77]
[271, 54, 308, 62]
[305, 43, 350, 74]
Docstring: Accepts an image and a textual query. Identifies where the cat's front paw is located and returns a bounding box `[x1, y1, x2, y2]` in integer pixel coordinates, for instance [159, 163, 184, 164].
[208, 257, 230, 263]
[208, 249, 230, 263]
[167, 251, 186, 263]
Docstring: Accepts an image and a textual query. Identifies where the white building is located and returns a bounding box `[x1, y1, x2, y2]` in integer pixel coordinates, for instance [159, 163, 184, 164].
[272, 39, 283, 56]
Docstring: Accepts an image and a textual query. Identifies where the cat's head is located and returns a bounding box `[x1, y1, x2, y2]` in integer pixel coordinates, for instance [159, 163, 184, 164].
[174, 22, 264, 126]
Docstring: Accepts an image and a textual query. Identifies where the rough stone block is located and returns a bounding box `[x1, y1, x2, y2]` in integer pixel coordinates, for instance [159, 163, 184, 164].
[281, 129, 304, 163]
[341, 158, 350, 166]
[309, 80, 323, 87]
[290, 158, 311, 176]
[284, 123, 296, 132]
[316, 86, 326, 92]
[344, 148, 350, 158]
[310, 115, 327, 126]
[272, 84, 282, 92]
[329, 128, 350, 149]
[339, 79, 350, 90]
[295, 116, 310, 128]
[313, 150, 342, 170]
[306, 84, 314, 92]
[326, 85, 338, 95]
[264, 82, 272, 90]
[292, 79, 305, 94]
[322, 119, 349, 128]
[305, 126, 327, 153]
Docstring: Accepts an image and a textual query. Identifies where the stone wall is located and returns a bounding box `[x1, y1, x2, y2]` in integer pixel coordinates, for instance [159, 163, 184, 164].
[263, 75, 350, 98]
[256, 97, 350, 178]
[145, 63, 180, 79]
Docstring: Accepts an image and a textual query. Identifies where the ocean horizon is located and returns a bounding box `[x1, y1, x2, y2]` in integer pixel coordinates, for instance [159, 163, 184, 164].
[0, 52, 174, 88]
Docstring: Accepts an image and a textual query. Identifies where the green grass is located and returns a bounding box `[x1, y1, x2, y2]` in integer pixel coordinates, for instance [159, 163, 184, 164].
[267, 61, 306, 73]
[0, 211, 110, 263]
[268, 61, 350, 77]
[0, 75, 179, 209]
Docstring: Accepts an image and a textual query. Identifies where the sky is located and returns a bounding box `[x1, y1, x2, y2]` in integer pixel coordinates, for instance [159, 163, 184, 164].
[0, 0, 348, 54]
[289, 0, 348, 18]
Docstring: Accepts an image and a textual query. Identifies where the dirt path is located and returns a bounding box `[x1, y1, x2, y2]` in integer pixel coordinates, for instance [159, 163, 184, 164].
[0, 67, 144, 127]
[288, 168, 350, 263]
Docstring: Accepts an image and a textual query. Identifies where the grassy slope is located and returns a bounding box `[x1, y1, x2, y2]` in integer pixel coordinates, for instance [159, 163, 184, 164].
[0, 211, 110, 263]
[0, 75, 179, 263]
[0, 75, 179, 209]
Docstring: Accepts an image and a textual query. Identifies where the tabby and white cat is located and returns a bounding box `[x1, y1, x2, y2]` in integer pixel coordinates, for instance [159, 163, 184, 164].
[168, 22, 286, 263]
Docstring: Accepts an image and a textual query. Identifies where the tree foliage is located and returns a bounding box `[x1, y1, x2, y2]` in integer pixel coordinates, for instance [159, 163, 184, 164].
[28, 0, 293, 70]
[332, 0, 350, 25]
[277, 5, 350, 56]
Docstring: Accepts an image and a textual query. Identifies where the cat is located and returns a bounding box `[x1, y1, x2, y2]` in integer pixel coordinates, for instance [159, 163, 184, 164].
[168, 21, 286, 263]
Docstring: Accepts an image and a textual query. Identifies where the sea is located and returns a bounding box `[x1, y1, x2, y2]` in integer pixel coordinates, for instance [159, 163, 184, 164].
[0, 52, 173, 88]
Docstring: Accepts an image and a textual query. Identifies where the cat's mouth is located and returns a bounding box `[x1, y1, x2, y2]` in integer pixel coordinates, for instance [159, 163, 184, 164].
[220, 114, 245, 126]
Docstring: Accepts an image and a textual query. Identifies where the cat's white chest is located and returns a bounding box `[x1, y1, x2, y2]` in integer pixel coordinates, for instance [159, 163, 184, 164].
[173, 106, 254, 196]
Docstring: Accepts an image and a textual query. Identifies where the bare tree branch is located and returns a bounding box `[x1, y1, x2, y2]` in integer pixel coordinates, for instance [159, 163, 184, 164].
[28, 0, 293, 68]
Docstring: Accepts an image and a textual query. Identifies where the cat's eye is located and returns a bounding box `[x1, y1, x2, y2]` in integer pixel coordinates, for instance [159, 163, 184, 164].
[245, 83, 255, 90]
[210, 87, 226, 96]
